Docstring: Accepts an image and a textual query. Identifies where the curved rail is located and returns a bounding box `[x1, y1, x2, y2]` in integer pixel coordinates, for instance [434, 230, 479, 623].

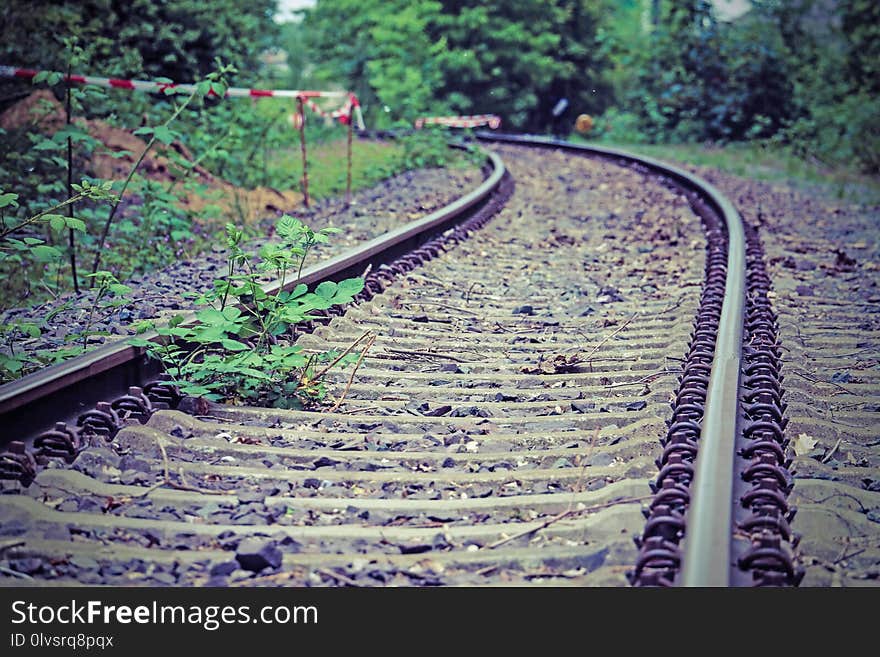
[477, 133, 747, 586]
[3, 133, 753, 586]
[0, 151, 506, 440]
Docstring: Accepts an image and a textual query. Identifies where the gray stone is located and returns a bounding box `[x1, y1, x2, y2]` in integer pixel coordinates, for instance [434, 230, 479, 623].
[235, 538, 282, 572]
[152, 572, 177, 585]
[588, 453, 615, 467]
[210, 561, 239, 577]
[119, 454, 153, 473]
[236, 491, 266, 504]
[69, 556, 100, 571]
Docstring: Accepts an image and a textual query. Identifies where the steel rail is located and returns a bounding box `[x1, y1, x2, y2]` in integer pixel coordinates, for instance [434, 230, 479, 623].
[3, 131, 749, 586]
[0, 150, 505, 440]
[477, 133, 746, 586]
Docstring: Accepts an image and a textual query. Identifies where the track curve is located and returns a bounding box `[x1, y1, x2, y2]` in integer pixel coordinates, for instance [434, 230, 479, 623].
[0, 136, 802, 587]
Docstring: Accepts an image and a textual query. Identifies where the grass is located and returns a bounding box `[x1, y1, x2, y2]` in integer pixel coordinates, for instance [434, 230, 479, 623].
[572, 135, 880, 206]
[270, 137, 405, 201]
[0, 134, 451, 311]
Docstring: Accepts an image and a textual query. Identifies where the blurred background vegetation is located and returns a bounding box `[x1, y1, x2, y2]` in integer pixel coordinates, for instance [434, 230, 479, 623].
[0, 0, 875, 360]
[1, 0, 877, 172]
[293, 0, 878, 173]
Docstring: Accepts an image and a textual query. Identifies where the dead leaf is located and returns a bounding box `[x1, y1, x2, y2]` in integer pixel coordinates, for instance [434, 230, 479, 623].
[793, 433, 818, 457]
[520, 353, 582, 375]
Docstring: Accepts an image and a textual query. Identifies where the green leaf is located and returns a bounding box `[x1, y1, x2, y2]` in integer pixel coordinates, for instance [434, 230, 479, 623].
[221, 307, 243, 322]
[0, 356, 24, 373]
[196, 80, 212, 97]
[152, 125, 176, 144]
[298, 293, 331, 311]
[31, 245, 63, 262]
[337, 277, 364, 297]
[179, 384, 215, 397]
[315, 280, 338, 300]
[0, 192, 19, 209]
[48, 214, 66, 231]
[64, 217, 87, 231]
[220, 339, 249, 351]
[288, 283, 308, 299]
[20, 323, 41, 338]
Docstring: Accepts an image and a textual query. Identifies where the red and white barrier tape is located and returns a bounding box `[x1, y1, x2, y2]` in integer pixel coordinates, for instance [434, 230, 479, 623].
[414, 114, 501, 130]
[0, 65, 365, 130]
[303, 94, 360, 126]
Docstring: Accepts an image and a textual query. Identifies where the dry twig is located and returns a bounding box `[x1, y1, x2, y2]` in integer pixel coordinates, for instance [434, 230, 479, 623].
[326, 333, 376, 413]
[308, 330, 372, 384]
[579, 312, 638, 360]
[482, 495, 651, 550]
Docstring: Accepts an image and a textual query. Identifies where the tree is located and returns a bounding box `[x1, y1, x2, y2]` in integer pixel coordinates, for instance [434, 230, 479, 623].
[761, 0, 879, 171]
[429, 1, 612, 131]
[840, 0, 880, 96]
[0, 1, 278, 84]
[299, 0, 613, 132]
[625, 0, 796, 142]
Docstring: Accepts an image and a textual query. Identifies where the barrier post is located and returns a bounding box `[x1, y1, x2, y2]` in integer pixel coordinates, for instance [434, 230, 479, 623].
[296, 95, 309, 208]
[345, 113, 353, 206]
[64, 67, 80, 293]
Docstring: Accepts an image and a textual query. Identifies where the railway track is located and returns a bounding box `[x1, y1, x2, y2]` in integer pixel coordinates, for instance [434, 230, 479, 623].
[0, 136, 806, 586]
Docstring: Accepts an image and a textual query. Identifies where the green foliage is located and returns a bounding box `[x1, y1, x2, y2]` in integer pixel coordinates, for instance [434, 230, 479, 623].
[769, 0, 880, 172]
[90, 61, 237, 276]
[0, 0, 278, 86]
[619, 1, 796, 143]
[840, 0, 880, 96]
[0, 268, 130, 383]
[300, 0, 613, 132]
[429, 1, 613, 131]
[300, 0, 444, 127]
[132, 216, 363, 406]
[0, 181, 115, 301]
[397, 129, 464, 169]
[597, 0, 880, 172]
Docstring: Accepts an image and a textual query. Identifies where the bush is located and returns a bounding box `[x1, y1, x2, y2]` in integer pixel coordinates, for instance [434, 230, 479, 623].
[592, 108, 649, 144]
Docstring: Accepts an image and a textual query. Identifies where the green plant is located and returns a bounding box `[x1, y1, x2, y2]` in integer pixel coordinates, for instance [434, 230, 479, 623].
[396, 129, 480, 170]
[132, 215, 364, 407]
[0, 181, 117, 302]
[90, 61, 237, 278]
[0, 266, 130, 382]
[72, 271, 133, 350]
[0, 320, 44, 380]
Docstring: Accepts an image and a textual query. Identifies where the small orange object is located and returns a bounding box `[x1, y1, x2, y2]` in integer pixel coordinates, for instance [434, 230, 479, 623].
[575, 113, 593, 134]
[289, 110, 304, 130]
